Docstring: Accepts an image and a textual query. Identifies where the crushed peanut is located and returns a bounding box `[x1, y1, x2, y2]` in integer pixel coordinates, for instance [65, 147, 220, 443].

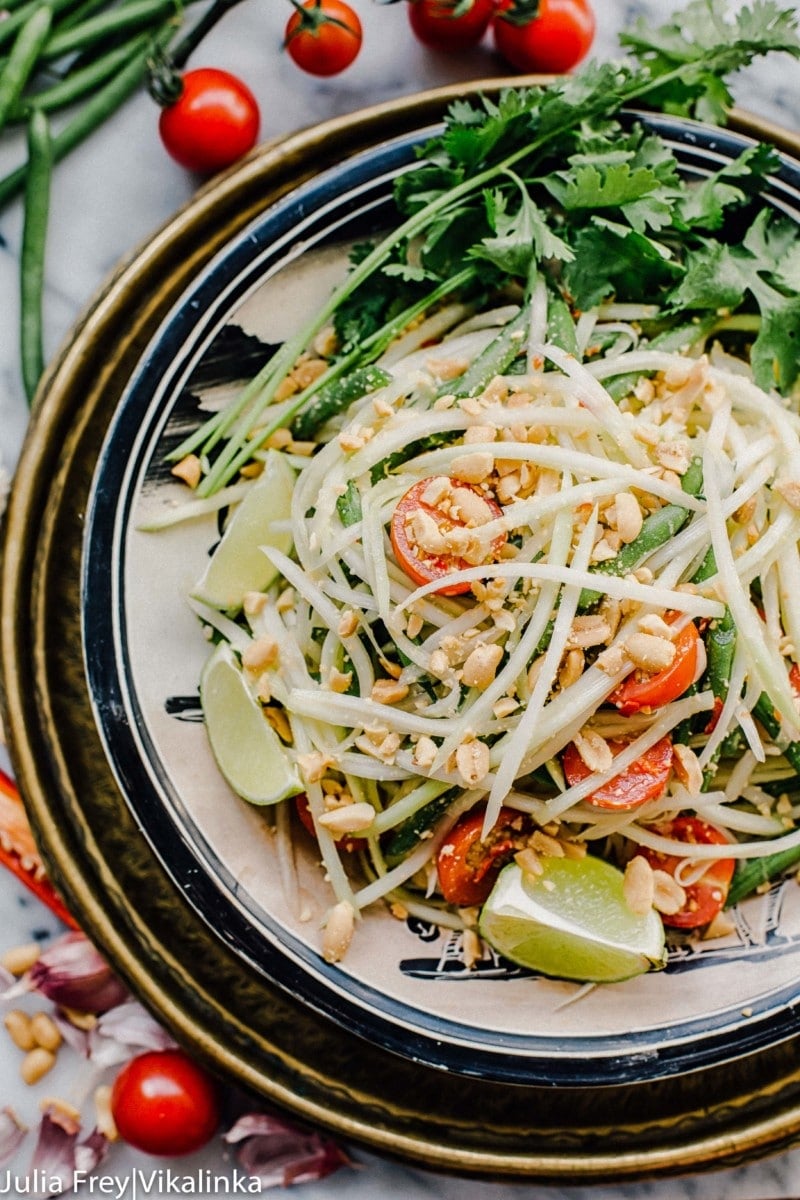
[652, 869, 686, 915]
[568, 614, 612, 649]
[371, 678, 410, 705]
[322, 901, 356, 963]
[317, 802, 375, 835]
[241, 635, 279, 672]
[673, 742, 703, 794]
[623, 856, 655, 915]
[455, 737, 490, 786]
[328, 667, 353, 693]
[573, 727, 613, 773]
[412, 735, 438, 770]
[625, 631, 677, 672]
[462, 643, 504, 690]
[298, 750, 335, 784]
[170, 454, 202, 489]
[613, 492, 643, 543]
[337, 608, 359, 638]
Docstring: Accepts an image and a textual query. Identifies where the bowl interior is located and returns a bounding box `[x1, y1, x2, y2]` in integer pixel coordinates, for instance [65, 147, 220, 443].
[82, 112, 800, 1088]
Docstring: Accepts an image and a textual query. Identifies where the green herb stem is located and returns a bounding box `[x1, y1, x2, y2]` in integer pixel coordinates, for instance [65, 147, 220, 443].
[192, 45, 761, 498]
[191, 265, 479, 490]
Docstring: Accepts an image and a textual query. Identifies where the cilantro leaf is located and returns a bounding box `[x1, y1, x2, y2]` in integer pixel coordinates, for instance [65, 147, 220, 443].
[677, 143, 781, 229]
[439, 89, 542, 170]
[563, 223, 679, 309]
[665, 241, 748, 310]
[664, 208, 800, 392]
[547, 162, 677, 234]
[621, 0, 800, 122]
[750, 296, 800, 393]
[471, 185, 573, 278]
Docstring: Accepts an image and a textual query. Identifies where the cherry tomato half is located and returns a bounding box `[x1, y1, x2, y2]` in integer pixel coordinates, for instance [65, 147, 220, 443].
[493, 0, 595, 74]
[110, 1049, 220, 1157]
[637, 815, 735, 929]
[295, 792, 367, 853]
[408, 0, 494, 51]
[562, 735, 674, 810]
[610, 621, 700, 716]
[390, 477, 507, 596]
[285, 0, 363, 77]
[437, 806, 524, 906]
[790, 661, 800, 699]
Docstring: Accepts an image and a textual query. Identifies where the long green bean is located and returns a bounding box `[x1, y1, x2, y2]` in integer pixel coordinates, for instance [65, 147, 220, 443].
[57, 0, 133, 34]
[577, 457, 704, 607]
[754, 694, 800, 775]
[449, 303, 532, 401]
[0, 0, 81, 54]
[8, 31, 152, 120]
[40, 0, 179, 61]
[727, 843, 800, 908]
[20, 107, 52, 405]
[0, 26, 172, 211]
[0, 5, 52, 133]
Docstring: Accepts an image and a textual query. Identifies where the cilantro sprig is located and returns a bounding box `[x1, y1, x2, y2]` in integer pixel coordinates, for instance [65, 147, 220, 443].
[175, 0, 800, 495]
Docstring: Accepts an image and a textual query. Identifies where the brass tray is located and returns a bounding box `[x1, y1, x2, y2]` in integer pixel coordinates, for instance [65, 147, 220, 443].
[3, 84, 800, 1181]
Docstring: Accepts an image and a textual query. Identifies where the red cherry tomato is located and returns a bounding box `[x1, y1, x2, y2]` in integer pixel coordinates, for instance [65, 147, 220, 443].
[562, 735, 674, 810]
[493, 0, 595, 74]
[390, 477, 507, 597]
[110, 1049, 220, 1157]
[284, 0, 363, 76]
[157, 68, 259, 174]
[637, 815, 735, 929]
[790, 661, 800, 699]
[295, 792, 367, 852]
[437, 806, 523, 906]
[408, 0, 495, 50]
[610, 621, 700, 716]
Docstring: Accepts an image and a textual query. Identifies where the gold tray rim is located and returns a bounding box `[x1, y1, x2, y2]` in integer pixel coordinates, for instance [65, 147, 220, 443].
[3, 82, 800, 1181]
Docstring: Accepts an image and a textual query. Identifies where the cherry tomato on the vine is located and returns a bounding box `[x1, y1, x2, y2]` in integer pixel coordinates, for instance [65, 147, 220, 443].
[437, 806, 524, 906]
[408, 0, 495, 51]
[562, 735, 674, 811]
[610, 621, 700, 716]
[390, 477, 507, 597]
[285, 0, 363, 77]
[636, 816, 735, 929]
[493, 0, 595, 74]
[157, 68, 260, 174]
[110, 1049, 220, 1157]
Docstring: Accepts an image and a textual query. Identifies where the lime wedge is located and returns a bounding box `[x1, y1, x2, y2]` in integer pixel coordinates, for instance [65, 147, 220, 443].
[192, 450, 296, 613]
[479, 858, 666, 983]
[200, 641, 302, 805]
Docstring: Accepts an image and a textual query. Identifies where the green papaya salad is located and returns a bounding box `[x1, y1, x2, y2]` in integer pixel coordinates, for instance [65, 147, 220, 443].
[155, 1, 800, 982]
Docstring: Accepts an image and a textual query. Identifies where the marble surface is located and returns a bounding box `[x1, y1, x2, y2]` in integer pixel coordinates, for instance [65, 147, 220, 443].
[0, 0, 799, 1195]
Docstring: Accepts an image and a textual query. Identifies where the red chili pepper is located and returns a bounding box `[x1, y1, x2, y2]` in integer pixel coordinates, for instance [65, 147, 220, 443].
[0, 768, 78, 928]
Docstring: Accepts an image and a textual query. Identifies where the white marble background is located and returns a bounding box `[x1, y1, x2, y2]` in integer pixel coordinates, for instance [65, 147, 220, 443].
[0, 0, 799, 1196]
